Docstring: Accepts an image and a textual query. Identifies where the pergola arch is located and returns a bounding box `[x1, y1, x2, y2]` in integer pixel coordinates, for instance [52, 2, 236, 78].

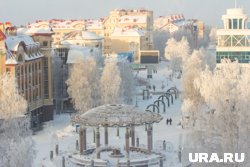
[158, 95, 170, 107]
[146, 104, 160, 113]
[165, 92, 174, 104]
[167, 87, 178, 99]
[154, 99, 166, 113]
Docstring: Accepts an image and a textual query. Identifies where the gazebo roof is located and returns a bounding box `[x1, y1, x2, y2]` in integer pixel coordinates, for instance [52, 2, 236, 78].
[71, 104, 163, 127]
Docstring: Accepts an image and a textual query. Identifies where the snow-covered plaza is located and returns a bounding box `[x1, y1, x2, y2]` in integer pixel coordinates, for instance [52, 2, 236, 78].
[32, 61, 185, 167]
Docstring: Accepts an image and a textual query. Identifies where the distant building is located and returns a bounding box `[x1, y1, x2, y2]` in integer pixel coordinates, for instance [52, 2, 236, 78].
[154, 14, 204, 38]
[0, 27, 54, 128]
[101, 9, 154, 55]
[28, 19, 85, 45]
[216, 8, 250, 63]
[110, 27, 146, 59]
[26, 8, 154, 59]
[0, 22, 12, 33]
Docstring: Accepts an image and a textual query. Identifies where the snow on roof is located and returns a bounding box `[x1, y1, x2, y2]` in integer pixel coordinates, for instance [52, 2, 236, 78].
[5, 35, 43, 64]
[5, 35, 38, 51]
[63, 30, 103, 41]
[71, 104, 163, 127]
[66, 46, 94, 64]
[119, 15, 147, 24]
[111, 28, 145, 37]
[26, 27, 54, 35]
[86, 20, 103, 30]
[17, 27, 54, 35]
[28, 19, 85, 30]
[5, 58, 18, 65]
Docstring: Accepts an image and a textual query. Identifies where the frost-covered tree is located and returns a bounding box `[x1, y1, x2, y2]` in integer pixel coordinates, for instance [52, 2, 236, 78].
[0, 74, 35, 167]
[153, 30, 171, 58]
[181, 50, 205, 128]
[165, 37, 190, 72]
[100, 60, 121, 104]
[209, 27, 217, 45]
[183, 60, 250, 166]
[173, 26, 211, 50]
[66, 58, 100, 113]
[119, 63, 135, 104]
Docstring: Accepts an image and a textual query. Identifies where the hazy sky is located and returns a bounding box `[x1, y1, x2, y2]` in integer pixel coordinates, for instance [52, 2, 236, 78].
[1, 0, 250, 27]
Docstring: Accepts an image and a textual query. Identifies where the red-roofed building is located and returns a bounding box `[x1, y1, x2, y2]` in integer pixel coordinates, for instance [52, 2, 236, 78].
[0, 29, 6, 41]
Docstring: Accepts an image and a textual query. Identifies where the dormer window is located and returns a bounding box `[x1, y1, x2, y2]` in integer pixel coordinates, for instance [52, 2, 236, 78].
[17, 54, 23, 62]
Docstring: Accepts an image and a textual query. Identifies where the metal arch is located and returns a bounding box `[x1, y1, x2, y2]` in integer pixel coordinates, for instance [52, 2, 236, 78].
[154, 99, 166, 113]
[167, 87, 178, 99]
[146, 104, 159, 113]
[165, 92, 174, 104]
[158, 95, 170, 107]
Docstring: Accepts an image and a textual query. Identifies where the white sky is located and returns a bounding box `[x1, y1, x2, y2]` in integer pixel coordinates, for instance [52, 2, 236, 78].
[0, 0, 249, 27]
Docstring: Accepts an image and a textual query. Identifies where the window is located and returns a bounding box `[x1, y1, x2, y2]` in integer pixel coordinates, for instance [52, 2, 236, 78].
[239, 19, 243, 29]
[6, 68, 10, 73]
[233, 19, 238, 29]
[29, 64, 31, 73]
[17, 54, 23, 62]
[43, 41, 48, 47]
[229, 19, 232, 29]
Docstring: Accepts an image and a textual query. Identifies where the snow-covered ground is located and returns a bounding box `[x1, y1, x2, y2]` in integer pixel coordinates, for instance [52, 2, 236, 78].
[32, 61, 185, 167]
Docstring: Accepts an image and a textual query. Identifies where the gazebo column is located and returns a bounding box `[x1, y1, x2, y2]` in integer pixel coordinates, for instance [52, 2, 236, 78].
[96, 127, 101, 159]
[79, 127, 87, 154]
[104, 126, 108, 146]
[125, 127, 130, 157]
[117, 127, 120, 137]
[93, 128, 96, 143]
[147, 124, 153, 153]
[131, 126, 135, 147]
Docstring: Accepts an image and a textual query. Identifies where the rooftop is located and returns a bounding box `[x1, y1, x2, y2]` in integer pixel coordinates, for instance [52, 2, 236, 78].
[71, 104, 163, 127]
[111, 28, 145, 37]
[63, 30, 103, 41]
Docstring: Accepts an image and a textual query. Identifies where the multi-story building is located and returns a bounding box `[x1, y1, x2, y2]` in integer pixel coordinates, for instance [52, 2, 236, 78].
[154, 14, 204, 39]
[102, 9, 154, 55]
[0, 22, 12, 33]
[28, 19, 85, 45]
[110, 27, 146, 59]
[0, 26, 54, 129]
[154, 14, 185, 32]
[26, 8, 154, 58]
[216, 8, 250, 63]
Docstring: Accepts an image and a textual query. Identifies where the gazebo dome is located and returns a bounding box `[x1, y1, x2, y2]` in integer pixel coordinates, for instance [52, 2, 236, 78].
[71, 104, 163, 127]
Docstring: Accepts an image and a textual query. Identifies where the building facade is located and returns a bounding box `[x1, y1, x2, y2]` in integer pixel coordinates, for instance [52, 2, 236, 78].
[101, 9, 154, 55]
[0, 27, 54, 129]
[26, 8, 154, 58]
[216, 8, 250, 63]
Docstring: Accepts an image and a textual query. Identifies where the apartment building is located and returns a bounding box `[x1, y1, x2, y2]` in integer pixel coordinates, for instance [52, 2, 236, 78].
[101, 9, 154, 54]
[0, 26, 54, 129]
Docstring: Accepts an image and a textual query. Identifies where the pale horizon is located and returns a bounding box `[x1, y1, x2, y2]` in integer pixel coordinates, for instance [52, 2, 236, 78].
[1, 0, 250, 28]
